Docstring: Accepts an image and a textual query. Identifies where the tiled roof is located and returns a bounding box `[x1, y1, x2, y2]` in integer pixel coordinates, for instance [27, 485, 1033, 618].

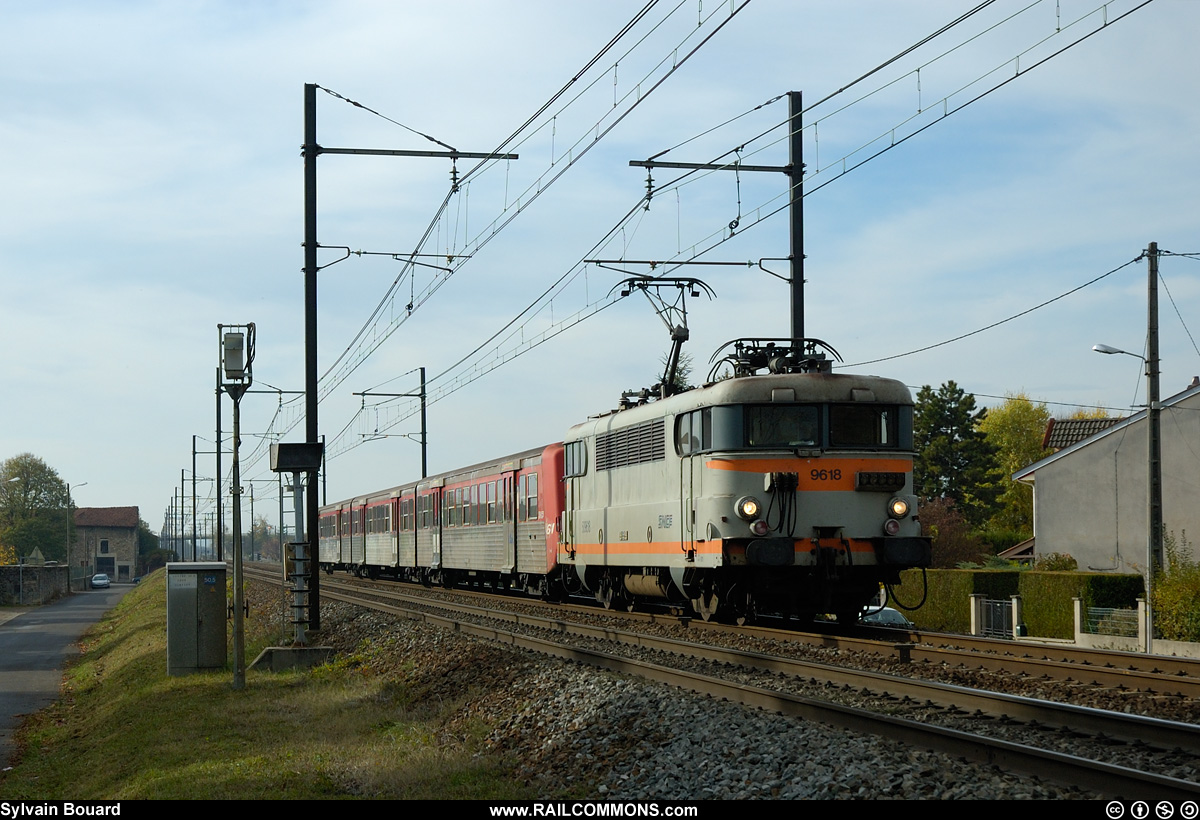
[74, 506, 140, 528]
[1042, 417, 1122, 450]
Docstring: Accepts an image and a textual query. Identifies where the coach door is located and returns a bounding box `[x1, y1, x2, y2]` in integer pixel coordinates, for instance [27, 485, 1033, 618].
[423, 483, 442, 569]
[502, 470, 518, 574]
[676, 410, 709, 561]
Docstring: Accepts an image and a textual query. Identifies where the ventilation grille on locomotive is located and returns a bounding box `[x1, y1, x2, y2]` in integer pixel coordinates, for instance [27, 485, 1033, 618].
[596, 419, 665, 470]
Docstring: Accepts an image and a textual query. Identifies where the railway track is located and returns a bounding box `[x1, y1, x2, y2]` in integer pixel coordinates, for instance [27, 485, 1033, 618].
[248, 566, 1200, 800]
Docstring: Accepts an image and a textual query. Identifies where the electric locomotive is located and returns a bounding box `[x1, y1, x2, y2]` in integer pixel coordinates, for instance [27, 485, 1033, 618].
[557, 338, 929, 622]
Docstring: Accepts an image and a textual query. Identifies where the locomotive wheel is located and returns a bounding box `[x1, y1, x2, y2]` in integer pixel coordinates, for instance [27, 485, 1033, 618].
[720, 590, 755, 626]
[596, 580, 615, 609]
[692, 590, 720, 622]
[595, 577, 629, 610]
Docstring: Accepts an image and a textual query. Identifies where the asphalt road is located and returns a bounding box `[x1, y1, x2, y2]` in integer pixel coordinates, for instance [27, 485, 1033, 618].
[0, 585, 133, 769]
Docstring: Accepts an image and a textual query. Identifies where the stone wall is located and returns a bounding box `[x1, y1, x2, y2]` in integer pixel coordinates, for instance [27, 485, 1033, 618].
[0, 565, 69, 606]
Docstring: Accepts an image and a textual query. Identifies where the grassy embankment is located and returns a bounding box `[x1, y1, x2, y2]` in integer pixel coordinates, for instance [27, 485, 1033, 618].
[0, 570, 537, 800]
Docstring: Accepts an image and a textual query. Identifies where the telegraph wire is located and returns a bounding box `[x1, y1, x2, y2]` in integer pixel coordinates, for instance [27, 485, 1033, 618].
[1158, 267, 1200, 362]
[634, 0, 1158, 266]
[844, 256, 1143, 368]
[316, 2, 750, 401]
[317, 86, 458, 152]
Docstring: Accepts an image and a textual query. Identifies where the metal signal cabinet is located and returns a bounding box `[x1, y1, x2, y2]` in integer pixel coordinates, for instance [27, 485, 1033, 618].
[166, 562, 227, 675]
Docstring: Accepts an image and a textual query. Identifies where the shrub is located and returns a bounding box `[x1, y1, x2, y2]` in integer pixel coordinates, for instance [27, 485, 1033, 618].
[1035, 552, 1078, 572]
[920, 497, 986, 568]
[1154, 532, 1200, 642]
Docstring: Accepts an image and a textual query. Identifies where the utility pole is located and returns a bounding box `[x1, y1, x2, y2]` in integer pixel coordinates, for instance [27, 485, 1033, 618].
[191, 437, 198, 561]
[353, 366, 428, 477]
[1147, 241, 1162, 654]
[302, 83, 518, 628]
[1147, 240, 1162, 573]
[215, 366, 223, 562]
[629, 90, 806, 342]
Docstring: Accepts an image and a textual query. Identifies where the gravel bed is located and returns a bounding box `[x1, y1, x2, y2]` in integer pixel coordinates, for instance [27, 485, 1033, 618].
[255, 582, 1100, 800]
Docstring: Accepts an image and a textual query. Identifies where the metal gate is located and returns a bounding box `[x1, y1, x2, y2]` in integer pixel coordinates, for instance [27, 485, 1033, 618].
[981, 598, 1013, 639]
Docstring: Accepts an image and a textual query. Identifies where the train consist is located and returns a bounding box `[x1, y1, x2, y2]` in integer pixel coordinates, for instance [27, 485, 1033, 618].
[318, 340, 931, 622]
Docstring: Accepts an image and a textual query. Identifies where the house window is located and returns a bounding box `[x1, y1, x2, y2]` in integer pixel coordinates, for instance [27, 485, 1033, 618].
[100, 540, 110, 554]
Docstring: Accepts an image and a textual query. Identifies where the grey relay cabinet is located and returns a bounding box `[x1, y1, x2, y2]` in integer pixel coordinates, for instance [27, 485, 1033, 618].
[166, 562, 227, 675]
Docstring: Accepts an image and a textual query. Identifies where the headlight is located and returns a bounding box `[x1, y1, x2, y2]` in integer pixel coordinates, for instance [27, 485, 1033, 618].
[888, 498, 910, 519]
[735, 496, 762, 521]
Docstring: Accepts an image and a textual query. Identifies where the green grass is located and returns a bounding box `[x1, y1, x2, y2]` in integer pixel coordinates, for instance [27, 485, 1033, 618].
[0, 570, 537, 800]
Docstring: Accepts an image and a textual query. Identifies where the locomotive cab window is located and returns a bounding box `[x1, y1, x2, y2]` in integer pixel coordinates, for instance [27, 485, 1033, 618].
[675, 408, 712, 455]
[564, 440, 587, 477]
[745, 405, 818, 448]
[829, 404, 898, 448]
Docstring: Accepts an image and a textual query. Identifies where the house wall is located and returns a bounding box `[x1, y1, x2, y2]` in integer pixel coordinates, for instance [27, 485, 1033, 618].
[78, 525, 138, 581]
[1032, 392, 1200, 572]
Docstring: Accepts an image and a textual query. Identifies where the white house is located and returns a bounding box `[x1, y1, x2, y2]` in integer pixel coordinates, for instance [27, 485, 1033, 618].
[1014, 382, 1200, 572]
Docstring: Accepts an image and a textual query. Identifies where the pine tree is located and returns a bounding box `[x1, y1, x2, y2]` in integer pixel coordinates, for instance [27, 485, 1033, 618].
[913, 381, 999, 527]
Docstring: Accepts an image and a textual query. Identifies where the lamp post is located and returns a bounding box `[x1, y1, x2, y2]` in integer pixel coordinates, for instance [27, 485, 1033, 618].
[66, 482, 86, 590]
[1093, 342, 1162, 654]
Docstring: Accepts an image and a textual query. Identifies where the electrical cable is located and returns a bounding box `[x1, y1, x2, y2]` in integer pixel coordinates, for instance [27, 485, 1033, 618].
[845, 256, 1142, 368]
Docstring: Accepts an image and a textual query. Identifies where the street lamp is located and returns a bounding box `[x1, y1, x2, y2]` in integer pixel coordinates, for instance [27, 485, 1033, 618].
[66, 482, 87, 590]
[1093, 341, 1162, 656]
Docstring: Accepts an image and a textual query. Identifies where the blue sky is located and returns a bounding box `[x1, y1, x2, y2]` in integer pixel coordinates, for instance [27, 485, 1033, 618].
[2, 0, 1197, 536]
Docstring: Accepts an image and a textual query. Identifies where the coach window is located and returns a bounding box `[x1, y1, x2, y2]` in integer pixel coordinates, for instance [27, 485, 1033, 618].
[487, 481, 497, 523]
[526, 473, 539, 520]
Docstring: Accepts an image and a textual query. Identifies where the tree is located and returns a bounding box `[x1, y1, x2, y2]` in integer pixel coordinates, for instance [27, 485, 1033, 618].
[979, 392, 1052, 535]
[913, 381, 999, 527]
[137, 518, 159, 554]
[250, 515, 281, 561]
[919, 496, 987, 568]
[655, 350, 694, 395]
[0, 453, 70, 562]
[1067, 405, 1112, 420]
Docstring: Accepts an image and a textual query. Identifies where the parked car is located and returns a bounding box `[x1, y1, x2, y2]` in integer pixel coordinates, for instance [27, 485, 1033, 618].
[90, 573, 110, 589]
[860, 606, 914, 628]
